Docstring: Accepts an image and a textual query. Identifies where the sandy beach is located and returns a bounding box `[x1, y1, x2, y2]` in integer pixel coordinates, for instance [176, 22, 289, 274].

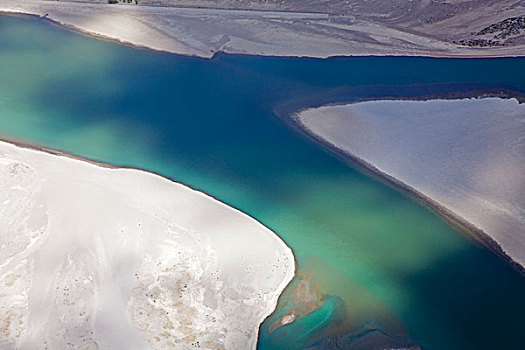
[1, 0, 524, 58]
[296, 97, 525, 270]
[0, 139, 294, 349]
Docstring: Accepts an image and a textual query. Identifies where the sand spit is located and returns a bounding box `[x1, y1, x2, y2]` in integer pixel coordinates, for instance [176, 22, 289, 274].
[0, 140, 294, 349]
[296, 97, 525, 269]
[1, 0, 524, 58]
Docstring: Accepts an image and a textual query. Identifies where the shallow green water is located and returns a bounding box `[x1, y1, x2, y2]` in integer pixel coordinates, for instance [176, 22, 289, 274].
[1, 14, 525, 349]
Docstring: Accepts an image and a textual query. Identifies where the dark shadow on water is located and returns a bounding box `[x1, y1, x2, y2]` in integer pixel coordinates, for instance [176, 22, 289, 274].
[389, 244, 525, 349]
[2, 15, 525, 350]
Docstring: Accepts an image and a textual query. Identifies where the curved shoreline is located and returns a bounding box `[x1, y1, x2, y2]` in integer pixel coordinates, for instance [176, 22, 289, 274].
[0, 136, 296, 348]
[0, 133, 299, 260]
[1, 5, 524, 59]
[1, 7, 522, 275]
[285, 95, 525, 275]
[0, 11, 196, 59]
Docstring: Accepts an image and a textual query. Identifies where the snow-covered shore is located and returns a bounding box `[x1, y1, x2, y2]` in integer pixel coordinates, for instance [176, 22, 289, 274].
[0, 140, 294, 349]
[296, 97, 525, 269]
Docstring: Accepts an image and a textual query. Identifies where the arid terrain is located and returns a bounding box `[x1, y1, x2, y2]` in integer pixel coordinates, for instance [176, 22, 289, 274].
[59, 0, 525, 48]
[1, 0, 523, 57]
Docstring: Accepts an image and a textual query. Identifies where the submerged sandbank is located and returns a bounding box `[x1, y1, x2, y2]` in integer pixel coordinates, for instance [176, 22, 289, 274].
[0, 139, 294, 349]
[1, 0, 524, 58]
[296, 97, 525, 270]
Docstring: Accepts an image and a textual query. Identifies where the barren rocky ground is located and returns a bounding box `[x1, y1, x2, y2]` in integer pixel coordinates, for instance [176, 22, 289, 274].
[2, 0, 522, 57]
[55, 0, 525, 47]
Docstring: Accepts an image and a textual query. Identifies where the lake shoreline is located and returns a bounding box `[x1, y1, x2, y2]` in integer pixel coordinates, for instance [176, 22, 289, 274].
[0, 138, 296, 348]
[0, 136, 298, 338]
[2, 13, 525, 348]
[2, 8, 522, 274]
[0, 11, 194, 59]
[281, 93, 525, 276]
[1, 4, 524, 59]
[0, 134, 297, 252]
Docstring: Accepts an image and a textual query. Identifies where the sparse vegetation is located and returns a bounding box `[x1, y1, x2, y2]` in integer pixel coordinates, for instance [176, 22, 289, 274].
[108, 0, 138, 4]
[455, 39, 500, 47]
[454, 16, 525, 47]
[477, 16, 525, 40]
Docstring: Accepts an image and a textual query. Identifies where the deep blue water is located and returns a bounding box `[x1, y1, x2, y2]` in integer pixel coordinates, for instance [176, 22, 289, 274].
[1, 14, 525, 349]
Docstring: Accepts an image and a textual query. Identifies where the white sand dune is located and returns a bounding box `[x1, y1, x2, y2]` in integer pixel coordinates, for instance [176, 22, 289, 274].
[0, 140, 294, 349]
[297, 98, 525, 268]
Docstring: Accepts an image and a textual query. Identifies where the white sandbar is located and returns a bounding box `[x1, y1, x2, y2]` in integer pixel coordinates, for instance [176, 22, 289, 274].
[297, 97, 525, 268]
[0, 140, 294, 349]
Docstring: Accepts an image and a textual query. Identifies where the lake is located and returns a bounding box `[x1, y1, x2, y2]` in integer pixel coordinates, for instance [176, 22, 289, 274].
[1, 14, 525, 349]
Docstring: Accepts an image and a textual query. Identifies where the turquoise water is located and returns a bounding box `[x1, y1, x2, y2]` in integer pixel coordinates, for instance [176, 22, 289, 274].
[1, 14, 525, 349]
